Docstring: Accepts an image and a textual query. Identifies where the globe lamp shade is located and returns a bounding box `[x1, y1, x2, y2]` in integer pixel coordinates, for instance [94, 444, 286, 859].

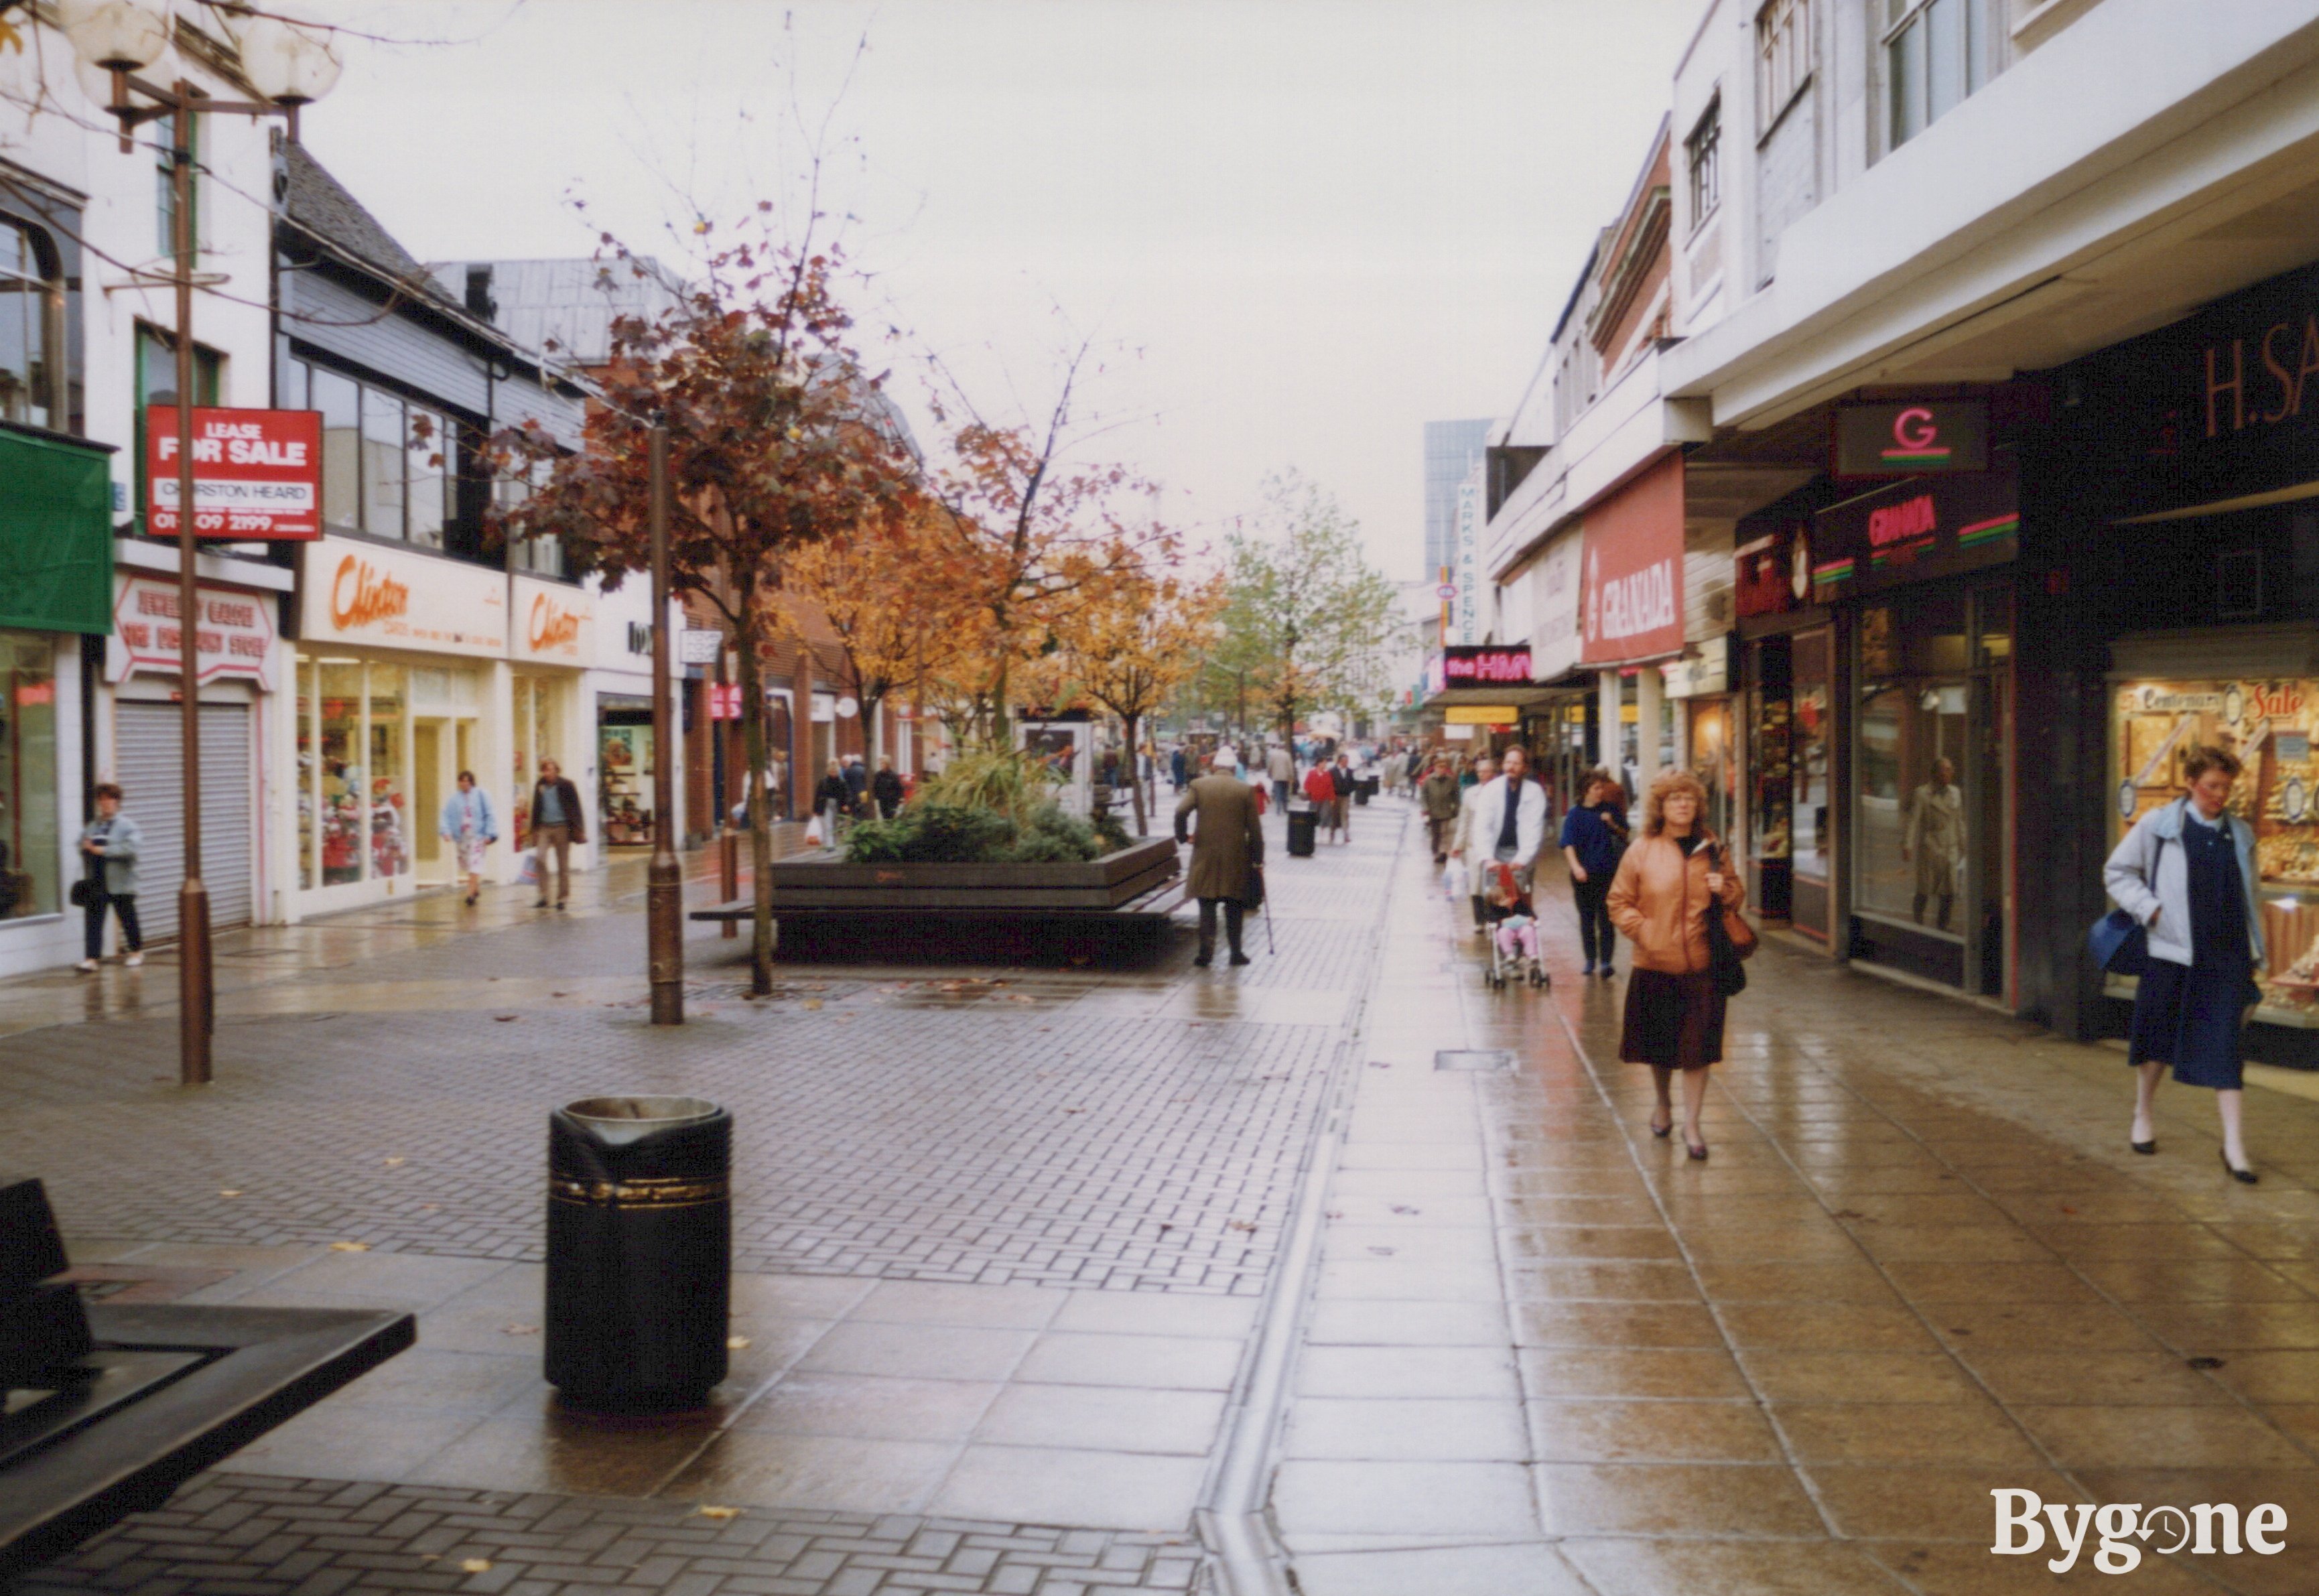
[60, 0, 172, 72]
[237, 15, 342, 106]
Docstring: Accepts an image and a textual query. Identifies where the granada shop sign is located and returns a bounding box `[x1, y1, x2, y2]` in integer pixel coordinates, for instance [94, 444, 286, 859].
[1810, 470, 2018, 599]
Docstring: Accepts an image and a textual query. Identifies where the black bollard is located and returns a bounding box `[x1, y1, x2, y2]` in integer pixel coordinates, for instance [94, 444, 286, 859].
[544, 1097, 730, 1412]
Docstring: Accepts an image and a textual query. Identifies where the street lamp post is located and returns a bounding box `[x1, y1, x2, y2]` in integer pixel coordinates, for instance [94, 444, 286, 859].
[646, 427, 684, 1025]
[64, 0, 340, 1085]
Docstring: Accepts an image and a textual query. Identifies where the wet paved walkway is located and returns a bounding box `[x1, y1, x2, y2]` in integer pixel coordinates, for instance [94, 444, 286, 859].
[13, 801, 2319, 1593]
[1275, 816, 2319, 1595]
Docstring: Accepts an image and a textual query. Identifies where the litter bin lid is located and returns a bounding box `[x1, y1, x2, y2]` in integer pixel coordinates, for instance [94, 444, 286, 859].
[561, 1096, 723, 1146]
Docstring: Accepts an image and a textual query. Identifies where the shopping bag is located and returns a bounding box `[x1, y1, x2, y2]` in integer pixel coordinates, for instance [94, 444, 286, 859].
[1441, 859, 1463, 899]
[518, 849, 539, 886]
[804, 815, 825, 847]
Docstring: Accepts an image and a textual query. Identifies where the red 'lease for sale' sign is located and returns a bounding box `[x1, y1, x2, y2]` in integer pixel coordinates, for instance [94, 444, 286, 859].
[146, 407, 324, 540]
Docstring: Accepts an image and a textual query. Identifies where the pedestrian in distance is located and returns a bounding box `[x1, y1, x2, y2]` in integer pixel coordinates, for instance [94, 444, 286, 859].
[1266, 742, 1295, 814]
[1447, 754, 1496, 927]
[439, 769, 498, 907]
[1329, 751, 1357, 843]
[1302, 759, 1340, 843]
[1607, 769, 1746, 1160]
[1454, 746, 1545, 938]
[842, 754, 870, 813]
[1170, 744, 1188, 791]
[813, 760, 852, 841]
[1904, 756, 1964, 931]
[2104, 745, 2267, 1182]
[528, 758, 586, 910]
[1420, 756, 1463, 864]
[74, 782, 143, 971]
[1561, 767, 1632, 978]
[1176, 748, 1264, 968]
[871, 756, 906, 820]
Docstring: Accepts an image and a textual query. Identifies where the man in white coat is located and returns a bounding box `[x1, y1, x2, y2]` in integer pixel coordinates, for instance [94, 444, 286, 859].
[1453, 744, 1548, 937]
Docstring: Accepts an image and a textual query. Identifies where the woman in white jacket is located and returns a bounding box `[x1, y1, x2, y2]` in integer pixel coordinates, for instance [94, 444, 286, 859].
[1453, 746, 1548, 936]
[2103, 744, 2267, 1182]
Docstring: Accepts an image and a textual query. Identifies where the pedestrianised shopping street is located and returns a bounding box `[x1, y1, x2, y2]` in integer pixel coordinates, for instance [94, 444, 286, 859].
[7, 801, 2319, 1595]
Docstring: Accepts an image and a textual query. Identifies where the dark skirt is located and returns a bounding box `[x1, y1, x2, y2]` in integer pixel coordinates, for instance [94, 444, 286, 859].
[2128, 958, 2251, 1090]
[1620, 969, 1727, 1069]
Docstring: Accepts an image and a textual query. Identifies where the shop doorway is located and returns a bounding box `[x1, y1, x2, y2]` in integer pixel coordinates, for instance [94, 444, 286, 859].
[413, 721, 444, 879]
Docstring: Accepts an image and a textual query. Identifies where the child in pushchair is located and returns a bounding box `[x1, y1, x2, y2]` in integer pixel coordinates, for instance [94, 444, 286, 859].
[1483, 860, 1547, 989]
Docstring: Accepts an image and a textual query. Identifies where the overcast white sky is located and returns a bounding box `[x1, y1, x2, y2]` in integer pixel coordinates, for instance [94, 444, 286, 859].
[302, 0, 1702, 580]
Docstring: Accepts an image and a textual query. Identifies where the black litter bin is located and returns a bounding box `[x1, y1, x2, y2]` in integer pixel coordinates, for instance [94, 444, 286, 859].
[546, 1096, 730, 1412]
[1352, 781, 1371, 806]
[1286, 805, 1318, 857]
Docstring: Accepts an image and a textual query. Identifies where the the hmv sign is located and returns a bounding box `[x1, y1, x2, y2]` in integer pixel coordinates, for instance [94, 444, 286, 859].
[1442, 645, 1532, 685]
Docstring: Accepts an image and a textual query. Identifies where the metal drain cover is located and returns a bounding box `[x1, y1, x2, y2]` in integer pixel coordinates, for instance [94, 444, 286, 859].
[1435, 1049, 1514, 1072]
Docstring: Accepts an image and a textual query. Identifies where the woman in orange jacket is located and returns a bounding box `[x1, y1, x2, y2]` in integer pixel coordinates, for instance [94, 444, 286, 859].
[1606, 769, 1746, 1160]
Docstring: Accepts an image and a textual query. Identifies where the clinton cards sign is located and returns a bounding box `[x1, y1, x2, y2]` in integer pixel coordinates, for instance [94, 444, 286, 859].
[146, 407, 322, 539]
[1581, 454, 1685, 665]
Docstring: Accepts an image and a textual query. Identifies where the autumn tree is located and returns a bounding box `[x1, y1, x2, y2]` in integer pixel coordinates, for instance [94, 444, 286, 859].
[1212, 471, 1398, 744]
[490, 216, 913, 994]
[924, 346, 1175, 748]
[1061, 563, 1223, 834]
[779, 494, 977, 779]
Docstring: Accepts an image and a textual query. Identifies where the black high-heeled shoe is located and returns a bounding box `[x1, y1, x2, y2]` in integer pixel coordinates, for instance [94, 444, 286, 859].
[2221, 1148, 2258, 1185]
[1650, 1116, 1673, 1139]
[2131, 1138, 2156, 1154]
[1684, 1134, 1709, 1161]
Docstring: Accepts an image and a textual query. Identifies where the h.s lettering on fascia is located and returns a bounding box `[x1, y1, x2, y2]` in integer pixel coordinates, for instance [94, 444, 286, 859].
[1993, 1489, 2287, 1575]
[1597, 559, 1676, 641]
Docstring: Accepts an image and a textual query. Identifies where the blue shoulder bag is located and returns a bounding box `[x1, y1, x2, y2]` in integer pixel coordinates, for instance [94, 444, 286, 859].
[2088, 803, 2180, 977]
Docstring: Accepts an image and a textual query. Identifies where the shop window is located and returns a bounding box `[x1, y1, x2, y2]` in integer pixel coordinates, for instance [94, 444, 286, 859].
[369, 667, 409, 878]
[0, 218, 63, 430]
[1855, 594, 1970, 938]
[1790, 628, 1833, 900]
[295, 657, 314, 890]
[1885, 0, 1991, 151]
[318, 660, 362, 885]
[2111, 670, 2319, 1025]
[0, 633, 60, 919]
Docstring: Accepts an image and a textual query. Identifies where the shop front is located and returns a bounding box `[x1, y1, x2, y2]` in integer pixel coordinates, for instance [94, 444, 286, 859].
[1732, 508, 1839, 941]
[0, 425, 110, 974]
[509, 574, 592, 855]
[1810, 462, 2020, 997]
[1581, 454, 1686, 808]
[586, 576, 670, 850]
[2035, 255, 2319, 1047]
[294, 535, 508, 912]
[105, 558, 293, 939]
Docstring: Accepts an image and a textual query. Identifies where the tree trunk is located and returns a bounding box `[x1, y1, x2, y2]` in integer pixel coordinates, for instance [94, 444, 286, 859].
[735, 597, 776, 996]
[1125, 711, 1146, 836]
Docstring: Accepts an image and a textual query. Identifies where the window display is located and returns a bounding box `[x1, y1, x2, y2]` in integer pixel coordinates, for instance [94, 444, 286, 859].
[318, 660, 362, 885]
[0, 632, 58, 918]
[1790, 628, 1833, 938]
[598, 719, 653, 845]
[1855, 594, 1969, 937]
[368, 667, 409, 878]
[2112, 675, 2319, 1026]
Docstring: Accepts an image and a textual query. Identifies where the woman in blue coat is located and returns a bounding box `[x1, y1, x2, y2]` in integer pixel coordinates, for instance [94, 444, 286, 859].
[2103, 744, 2267, 1182]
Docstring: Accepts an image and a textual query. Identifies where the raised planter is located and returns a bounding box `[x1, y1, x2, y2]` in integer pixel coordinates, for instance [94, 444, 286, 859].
[761, 837, 1180, 912]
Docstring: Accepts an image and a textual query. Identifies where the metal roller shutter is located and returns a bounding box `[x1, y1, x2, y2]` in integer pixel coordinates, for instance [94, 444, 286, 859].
[113, 702, 255, 941]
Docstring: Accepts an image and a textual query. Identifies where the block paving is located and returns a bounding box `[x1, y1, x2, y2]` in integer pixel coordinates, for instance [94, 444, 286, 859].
[18, 1475, 1205, 1596]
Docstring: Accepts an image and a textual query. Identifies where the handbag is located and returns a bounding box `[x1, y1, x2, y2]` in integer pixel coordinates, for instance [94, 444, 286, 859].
[2086, 802, 2178, 976]
[68, 876, 96, 909]
[1703, 843, 1753, 998]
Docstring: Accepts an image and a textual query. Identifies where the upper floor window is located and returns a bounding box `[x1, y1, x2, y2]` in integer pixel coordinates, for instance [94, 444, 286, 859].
[1756, 0, 1810, 132]
[0, 220, 62, 429]
[1686, 97, 1722, 228]
[155, 109, 200, 257]
[1887, 0, 1991, 149]
[289, 358, 454, 549]
[496, 458, 564, 578]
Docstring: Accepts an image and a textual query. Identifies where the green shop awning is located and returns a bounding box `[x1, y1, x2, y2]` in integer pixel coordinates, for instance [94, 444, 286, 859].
[0, 424, 114, 635]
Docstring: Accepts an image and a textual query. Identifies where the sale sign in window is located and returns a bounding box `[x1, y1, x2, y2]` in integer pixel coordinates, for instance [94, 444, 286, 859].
[146, 407, 323, 539]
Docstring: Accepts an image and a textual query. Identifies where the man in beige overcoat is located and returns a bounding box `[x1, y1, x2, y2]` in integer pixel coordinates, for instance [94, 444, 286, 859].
[1175, 748, 1265, 968]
